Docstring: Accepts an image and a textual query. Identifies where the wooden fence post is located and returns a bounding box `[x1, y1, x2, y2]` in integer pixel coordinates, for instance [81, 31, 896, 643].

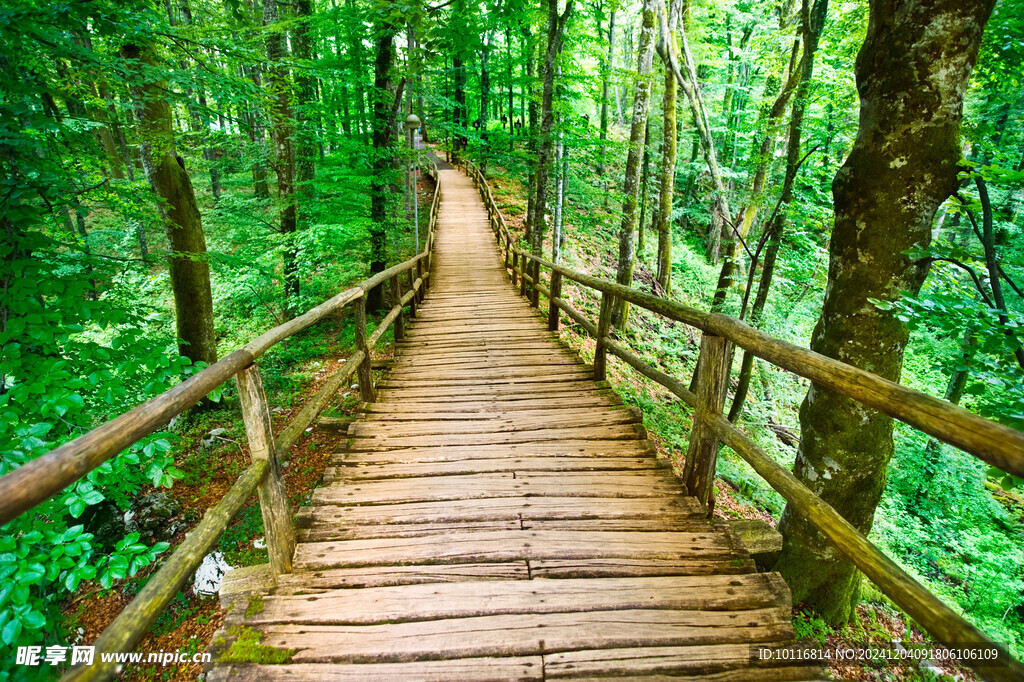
[512, 251, 519, 286]
[683, 333, 731, 511]
[353, 296, 377, 402]
[407, 269, 418, 318]
[594, 290, 615, 381]
[416, 260, 425, 302]
[548, 270, 562, 331]
[504, 233, 511, 269]
[390, 276, 405, 340]
[235, 364, 295, 577]
[530, 262, 540, 308]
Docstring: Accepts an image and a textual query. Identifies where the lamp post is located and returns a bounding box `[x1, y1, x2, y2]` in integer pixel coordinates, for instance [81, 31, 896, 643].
[404, 114, 421, 252]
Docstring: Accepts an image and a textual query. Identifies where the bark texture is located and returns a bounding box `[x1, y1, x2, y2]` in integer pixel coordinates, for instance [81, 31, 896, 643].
[612, 0, 655, 327]
[121, 43, 217, 366]
[775, 0, 995, 624]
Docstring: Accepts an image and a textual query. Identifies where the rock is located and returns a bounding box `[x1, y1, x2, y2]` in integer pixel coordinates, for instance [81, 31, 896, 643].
[128, 491, 183, 542]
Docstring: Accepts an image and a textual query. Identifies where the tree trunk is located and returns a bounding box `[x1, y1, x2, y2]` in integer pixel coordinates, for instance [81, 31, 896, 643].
[293, 0, 317, 270]
[611, 0, 655, 328]
[480, 34, 491, 173]
[122, 42, 217, 367]
[524, 24, 538, 243]
[263, 0, 299, 312]
[369, 23, 402, 311]
[531, 0, 575, 306]
[656, 56, 678, 292]
[597, 10, 615, 177]
[774, 0, 995, 624]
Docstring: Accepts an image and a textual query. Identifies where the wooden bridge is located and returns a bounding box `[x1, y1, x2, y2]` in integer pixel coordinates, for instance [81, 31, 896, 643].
[3, 161, 1022, 681]
[207, 167, 813, 680]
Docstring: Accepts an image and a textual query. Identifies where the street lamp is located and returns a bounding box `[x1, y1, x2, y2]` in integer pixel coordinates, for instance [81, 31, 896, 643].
[405, 114, 422, 252]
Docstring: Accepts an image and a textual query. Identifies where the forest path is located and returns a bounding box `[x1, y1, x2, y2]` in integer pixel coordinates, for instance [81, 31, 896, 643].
[208, 168, 821, 680]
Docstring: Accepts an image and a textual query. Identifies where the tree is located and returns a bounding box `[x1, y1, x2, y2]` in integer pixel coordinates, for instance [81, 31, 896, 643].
[774, 0, 996, 624]
[611, 0, 655, 327]
[655, 0, 684, 293]
[121, 42, 218, 367]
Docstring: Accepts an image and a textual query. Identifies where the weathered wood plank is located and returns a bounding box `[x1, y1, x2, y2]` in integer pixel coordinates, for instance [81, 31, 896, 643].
[345, 424, 646, 449]
[325, 456, 663, 481]
[237, 575, 791, 626]
[337, 440, 657, 462]
[252, 608, 794, 663]
[208, 657, 544, 682]
[293, 530, 739, 569]
[346, 410, 640, 437]
[529, 557, 758, 578]
[297, 495, 701, 526]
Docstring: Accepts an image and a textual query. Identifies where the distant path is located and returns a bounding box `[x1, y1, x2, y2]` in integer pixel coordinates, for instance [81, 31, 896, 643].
[208, 168, 819, 680]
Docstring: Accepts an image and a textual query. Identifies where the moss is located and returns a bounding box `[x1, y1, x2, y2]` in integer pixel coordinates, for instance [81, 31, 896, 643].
[245, 594, 265, 619]
[220, 626, 295, 664]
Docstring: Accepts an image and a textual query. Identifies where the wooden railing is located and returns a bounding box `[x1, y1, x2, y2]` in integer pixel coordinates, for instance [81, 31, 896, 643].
[0, 163, 442, 682]
[459, 159, 1024, 681]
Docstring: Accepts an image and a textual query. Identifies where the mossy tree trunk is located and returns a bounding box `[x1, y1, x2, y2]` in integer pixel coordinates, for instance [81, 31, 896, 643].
[263, 0, 299, 313]
[531, 0, 575, 303]
[121, 42, 217, 367]
[655, 0, 684, 293]
[611, 0, 655, 328]
[369, 21, 402, 311]
[774, 0, 996, 624]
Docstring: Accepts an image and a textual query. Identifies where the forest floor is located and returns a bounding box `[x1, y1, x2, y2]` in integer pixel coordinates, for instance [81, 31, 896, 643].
[484, 161, 980, 682]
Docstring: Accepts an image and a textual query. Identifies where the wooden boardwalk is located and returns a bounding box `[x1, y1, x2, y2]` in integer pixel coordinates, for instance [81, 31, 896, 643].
[210, 169, 822, 680]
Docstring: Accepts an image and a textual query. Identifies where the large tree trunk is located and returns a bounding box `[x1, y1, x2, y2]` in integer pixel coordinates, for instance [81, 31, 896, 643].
[293, 0, 318, 240]
[529, 0, 574, 305]
[655, 0, 683, 293]
[263, 0, 299, 312]
[611, 0, 655, 328]
[774, 0, 995, 624]
[368, 23, 402, 311]
[122, 42, 217, 366]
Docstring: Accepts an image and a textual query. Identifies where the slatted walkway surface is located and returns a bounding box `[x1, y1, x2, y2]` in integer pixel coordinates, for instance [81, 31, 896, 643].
[209, 168, 822, 680]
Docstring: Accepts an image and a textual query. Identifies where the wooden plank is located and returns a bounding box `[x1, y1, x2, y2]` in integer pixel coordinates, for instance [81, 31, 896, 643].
[311, 471, 678, 505]
[345, 424, 646, 449]
[545, 644, 822, 679]
[272, 563, 530, 591]
[337, 440, 657, 462]
[293, 530, 740, 569]
[297, 495, 701, 526]
[374, 383, 605, 400]
[239, 575, 791, 626]
[251, 608, 794, 662]
[530, 557, 757, 578]
[208, 658, 544, 681]
[297, 519, 522, 542]
[346, 411, 640, 437]
[325, 456, 663, 481]
[364, 396, 623, 413]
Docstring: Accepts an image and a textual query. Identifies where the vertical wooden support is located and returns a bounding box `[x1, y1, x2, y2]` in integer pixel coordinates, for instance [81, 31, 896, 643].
[548, 270, 562, 331]
[683, 333, 731, 511]
[529, 262, 540, 307]
[353, 296, 377, 402]
[390, 276, 405, 340]
[513, 252, 520, 287]
[407, 269, 417, 318]
[504, 234, 511, 269]
[594, 290, 615, 381]
[416, 260, 425, 301]
[235, 364, 295, 577]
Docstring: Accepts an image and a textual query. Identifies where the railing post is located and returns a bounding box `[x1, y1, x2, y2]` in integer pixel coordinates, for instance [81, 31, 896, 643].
[683, 333, 731, 511]
[530, 262, 540, 307]
[416, 259, 426, 301]
[390, 276, 405, 340]
[407, 268, 418, 318]
[520, 254, 528, 297]
[353, 296, 377, 402]
[504, 233, 511, 269]
[235, 364, 295, 578]
[548, 270, 562, 331]
[594, 290, 615, 381]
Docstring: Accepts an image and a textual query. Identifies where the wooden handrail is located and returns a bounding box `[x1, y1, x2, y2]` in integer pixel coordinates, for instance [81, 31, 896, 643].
[464, 162, 1024, 680]
[0, 159, 448, 681]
